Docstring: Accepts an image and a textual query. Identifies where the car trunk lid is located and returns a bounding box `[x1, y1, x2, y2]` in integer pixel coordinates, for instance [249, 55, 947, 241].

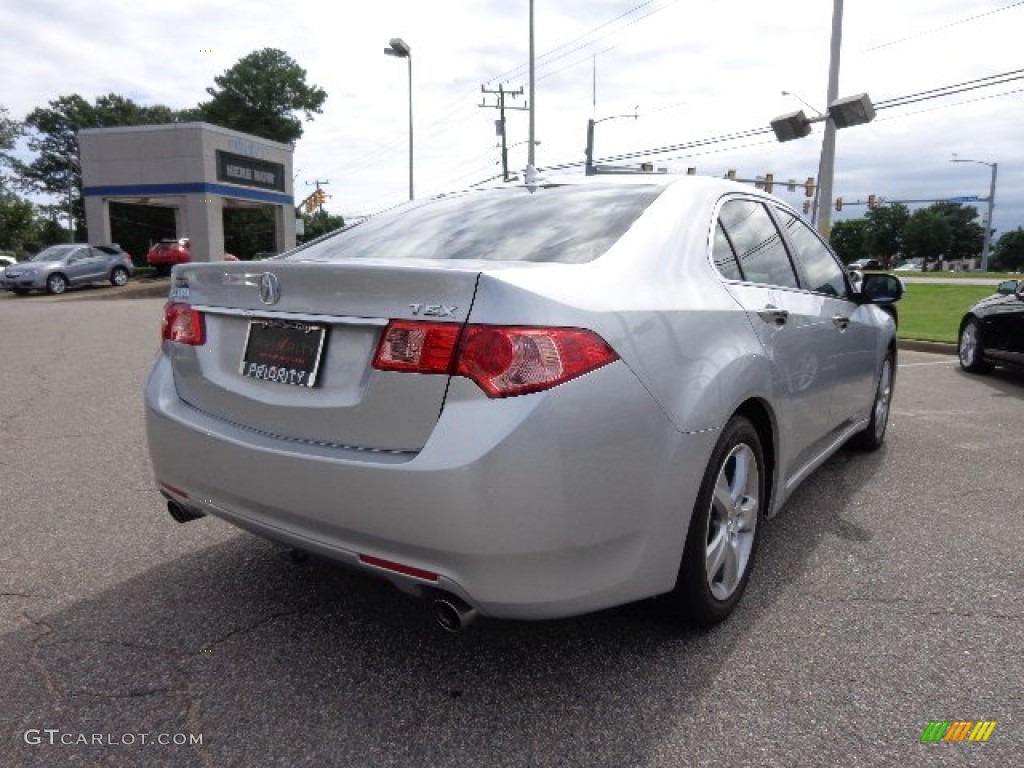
[165, 260, 480, 453]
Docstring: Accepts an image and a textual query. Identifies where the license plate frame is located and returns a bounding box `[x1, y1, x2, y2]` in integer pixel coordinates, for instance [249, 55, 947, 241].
[239, 318, 327, 388]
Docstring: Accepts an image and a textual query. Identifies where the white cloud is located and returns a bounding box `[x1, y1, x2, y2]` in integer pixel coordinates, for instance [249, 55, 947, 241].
[2, 0, 1021, 236]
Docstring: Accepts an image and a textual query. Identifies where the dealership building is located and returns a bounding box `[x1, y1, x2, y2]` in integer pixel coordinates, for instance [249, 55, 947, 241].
[79, 122, 295, 262]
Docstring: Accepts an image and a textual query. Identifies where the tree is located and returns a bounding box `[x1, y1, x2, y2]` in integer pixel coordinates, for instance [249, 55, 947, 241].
[829, 219, 868, 264]
[0, 192, 34, 252]
[301, 210, 345, 240]
[191, 49, 327, 145]
[991, 227, 1024, 272]
[17, 94, 178, 239]
[903, 209, 951, 269]
[925, 202, 985, 262]
[863, 203, 909, 268]
[1, 105, 22, 189]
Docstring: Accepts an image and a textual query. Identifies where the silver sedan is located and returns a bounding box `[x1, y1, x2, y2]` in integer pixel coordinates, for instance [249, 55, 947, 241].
[145, 175, 902, 630]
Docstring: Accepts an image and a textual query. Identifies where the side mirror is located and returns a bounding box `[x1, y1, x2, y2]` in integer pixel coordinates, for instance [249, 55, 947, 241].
[858, 272, 904, 304]
[996, 279, 1019, 296]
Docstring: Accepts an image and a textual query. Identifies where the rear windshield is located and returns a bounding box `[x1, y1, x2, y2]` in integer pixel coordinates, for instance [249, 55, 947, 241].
[285, 184, 664, 265]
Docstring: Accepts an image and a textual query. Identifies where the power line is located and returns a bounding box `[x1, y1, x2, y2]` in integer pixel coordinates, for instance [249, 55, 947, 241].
[534, 69, 1024, 176]
[484, 0, 671, 86]
[862, 0, 1024, 52]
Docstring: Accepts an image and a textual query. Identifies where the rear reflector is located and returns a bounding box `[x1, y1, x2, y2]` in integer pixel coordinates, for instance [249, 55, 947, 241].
[358, 554, 439, 582]
[373, 321, 618, 397]
[162, 302, 205, 345]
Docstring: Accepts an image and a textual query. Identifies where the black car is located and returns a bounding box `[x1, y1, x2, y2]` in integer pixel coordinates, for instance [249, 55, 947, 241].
[958, 279, 1024, 373]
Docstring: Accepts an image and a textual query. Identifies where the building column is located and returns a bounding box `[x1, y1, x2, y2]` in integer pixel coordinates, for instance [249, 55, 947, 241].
[83, 197, 112, 244]
[274, 204, 297, 254]
[181, 194, 224, 263]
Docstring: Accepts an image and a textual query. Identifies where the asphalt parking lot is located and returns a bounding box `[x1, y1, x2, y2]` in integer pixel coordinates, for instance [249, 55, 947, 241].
[1, 294, 1021, 767]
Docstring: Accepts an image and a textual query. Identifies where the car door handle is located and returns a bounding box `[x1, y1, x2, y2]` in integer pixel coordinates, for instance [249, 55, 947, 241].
[758, 305, 789, 326]
[832, 314, 850, 330]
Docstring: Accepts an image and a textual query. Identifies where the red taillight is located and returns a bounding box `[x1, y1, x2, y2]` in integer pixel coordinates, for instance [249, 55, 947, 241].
[457, 325, 618, 397]
[372, 320, 461, 374]
[162, 302, 205, 345]
[372, 320, 618, 398]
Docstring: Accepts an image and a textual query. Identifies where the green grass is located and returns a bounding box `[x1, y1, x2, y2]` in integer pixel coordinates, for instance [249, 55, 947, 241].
[892, 270, 1018, 280]
[897, 283, 996, 343]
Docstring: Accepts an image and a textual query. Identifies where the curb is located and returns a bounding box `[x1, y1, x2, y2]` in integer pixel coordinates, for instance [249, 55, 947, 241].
[898, 339, 957, 356]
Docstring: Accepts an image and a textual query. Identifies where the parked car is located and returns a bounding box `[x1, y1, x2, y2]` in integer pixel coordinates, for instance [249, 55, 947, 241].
[148, 238, 241, 274]
[958, 279, 1024, 373]
[146, 175, 903, 631]
[847, 258, 882, 274]
[147, 238, 191, 276]
[0, 253, 17, 278]
[2, 243, 134, 295]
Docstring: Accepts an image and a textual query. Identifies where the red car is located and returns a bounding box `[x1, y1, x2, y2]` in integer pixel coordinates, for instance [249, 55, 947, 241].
[147, 238, 191, 276]
[147, 238, 238, 275]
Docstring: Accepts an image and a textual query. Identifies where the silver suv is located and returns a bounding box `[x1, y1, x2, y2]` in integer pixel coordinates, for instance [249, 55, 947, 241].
[2, 244, 134, 295]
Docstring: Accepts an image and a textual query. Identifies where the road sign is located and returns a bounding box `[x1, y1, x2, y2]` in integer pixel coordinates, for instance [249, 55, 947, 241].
[947, 195, 979, 203]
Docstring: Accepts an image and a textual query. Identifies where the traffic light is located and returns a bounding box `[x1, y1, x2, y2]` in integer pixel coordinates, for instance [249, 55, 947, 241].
[764, 173, 774, 194]
[834, 197, 843, 212]
[867, 194, 877, 209]
[303, 195, 317, 214]
[802, 200, 811, 214]
[804, 177, 815, 197]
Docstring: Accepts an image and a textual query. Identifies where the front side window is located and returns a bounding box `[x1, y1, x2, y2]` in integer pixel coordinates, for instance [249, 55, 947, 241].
[716, 200, 799, 288]
[777, 211, 848, 298]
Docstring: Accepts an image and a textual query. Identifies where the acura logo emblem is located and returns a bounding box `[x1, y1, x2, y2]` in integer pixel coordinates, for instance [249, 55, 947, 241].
[258, 273, 281, 305]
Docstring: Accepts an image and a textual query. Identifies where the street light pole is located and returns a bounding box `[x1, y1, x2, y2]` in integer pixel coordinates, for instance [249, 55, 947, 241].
[384, 38, 414, 200]
[816, 0, 844, 238]
[952, 157, 998, 271]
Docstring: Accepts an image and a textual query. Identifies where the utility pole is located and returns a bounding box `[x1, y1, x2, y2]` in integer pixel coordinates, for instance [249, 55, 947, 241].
[528, 0, 536, 168]
[479, 85, 527, 182]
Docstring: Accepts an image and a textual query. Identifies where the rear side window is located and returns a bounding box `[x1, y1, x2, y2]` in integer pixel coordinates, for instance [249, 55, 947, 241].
[716, 199, 798, 288]
[286, 184, 665, 265]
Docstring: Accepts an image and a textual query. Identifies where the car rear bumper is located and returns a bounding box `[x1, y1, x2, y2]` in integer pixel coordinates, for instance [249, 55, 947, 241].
[145, 352, 714, 620]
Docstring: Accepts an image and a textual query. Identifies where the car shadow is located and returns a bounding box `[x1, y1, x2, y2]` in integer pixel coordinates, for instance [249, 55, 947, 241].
[956, 365, 1024, 399]
[3, 450, 882, 768]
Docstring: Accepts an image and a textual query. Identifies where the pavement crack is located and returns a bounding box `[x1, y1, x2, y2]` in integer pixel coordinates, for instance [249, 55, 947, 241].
[21, 610, 60, 703]
[187, 695, 215, 768]
[205, 608, 302, 647]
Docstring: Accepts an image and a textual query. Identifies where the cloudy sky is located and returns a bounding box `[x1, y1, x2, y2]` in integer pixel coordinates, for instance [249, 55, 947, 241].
[2, 0, 1022, 237]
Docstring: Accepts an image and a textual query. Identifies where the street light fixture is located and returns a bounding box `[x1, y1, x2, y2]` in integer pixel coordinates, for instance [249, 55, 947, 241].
[584, 108, 638, 175]
[384, 37, 413, 200]
[952, 155, 998, 272]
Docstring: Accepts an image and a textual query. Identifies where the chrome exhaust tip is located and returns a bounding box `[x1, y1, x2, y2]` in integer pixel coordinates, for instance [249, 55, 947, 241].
[166, 499, 205, 524]
[432, 594, 478, 632]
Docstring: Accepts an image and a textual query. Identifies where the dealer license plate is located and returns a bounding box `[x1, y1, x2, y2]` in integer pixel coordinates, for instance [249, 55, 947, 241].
[240, 318, 327, 387]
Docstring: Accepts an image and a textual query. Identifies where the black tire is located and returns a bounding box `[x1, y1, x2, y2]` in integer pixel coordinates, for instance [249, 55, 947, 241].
[850, 349, 895, 451]
[958, 318, 991, 373]
[46, 273, 68, 295]
[672, 415, 765, 627]
[110, 266, 129, 287]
